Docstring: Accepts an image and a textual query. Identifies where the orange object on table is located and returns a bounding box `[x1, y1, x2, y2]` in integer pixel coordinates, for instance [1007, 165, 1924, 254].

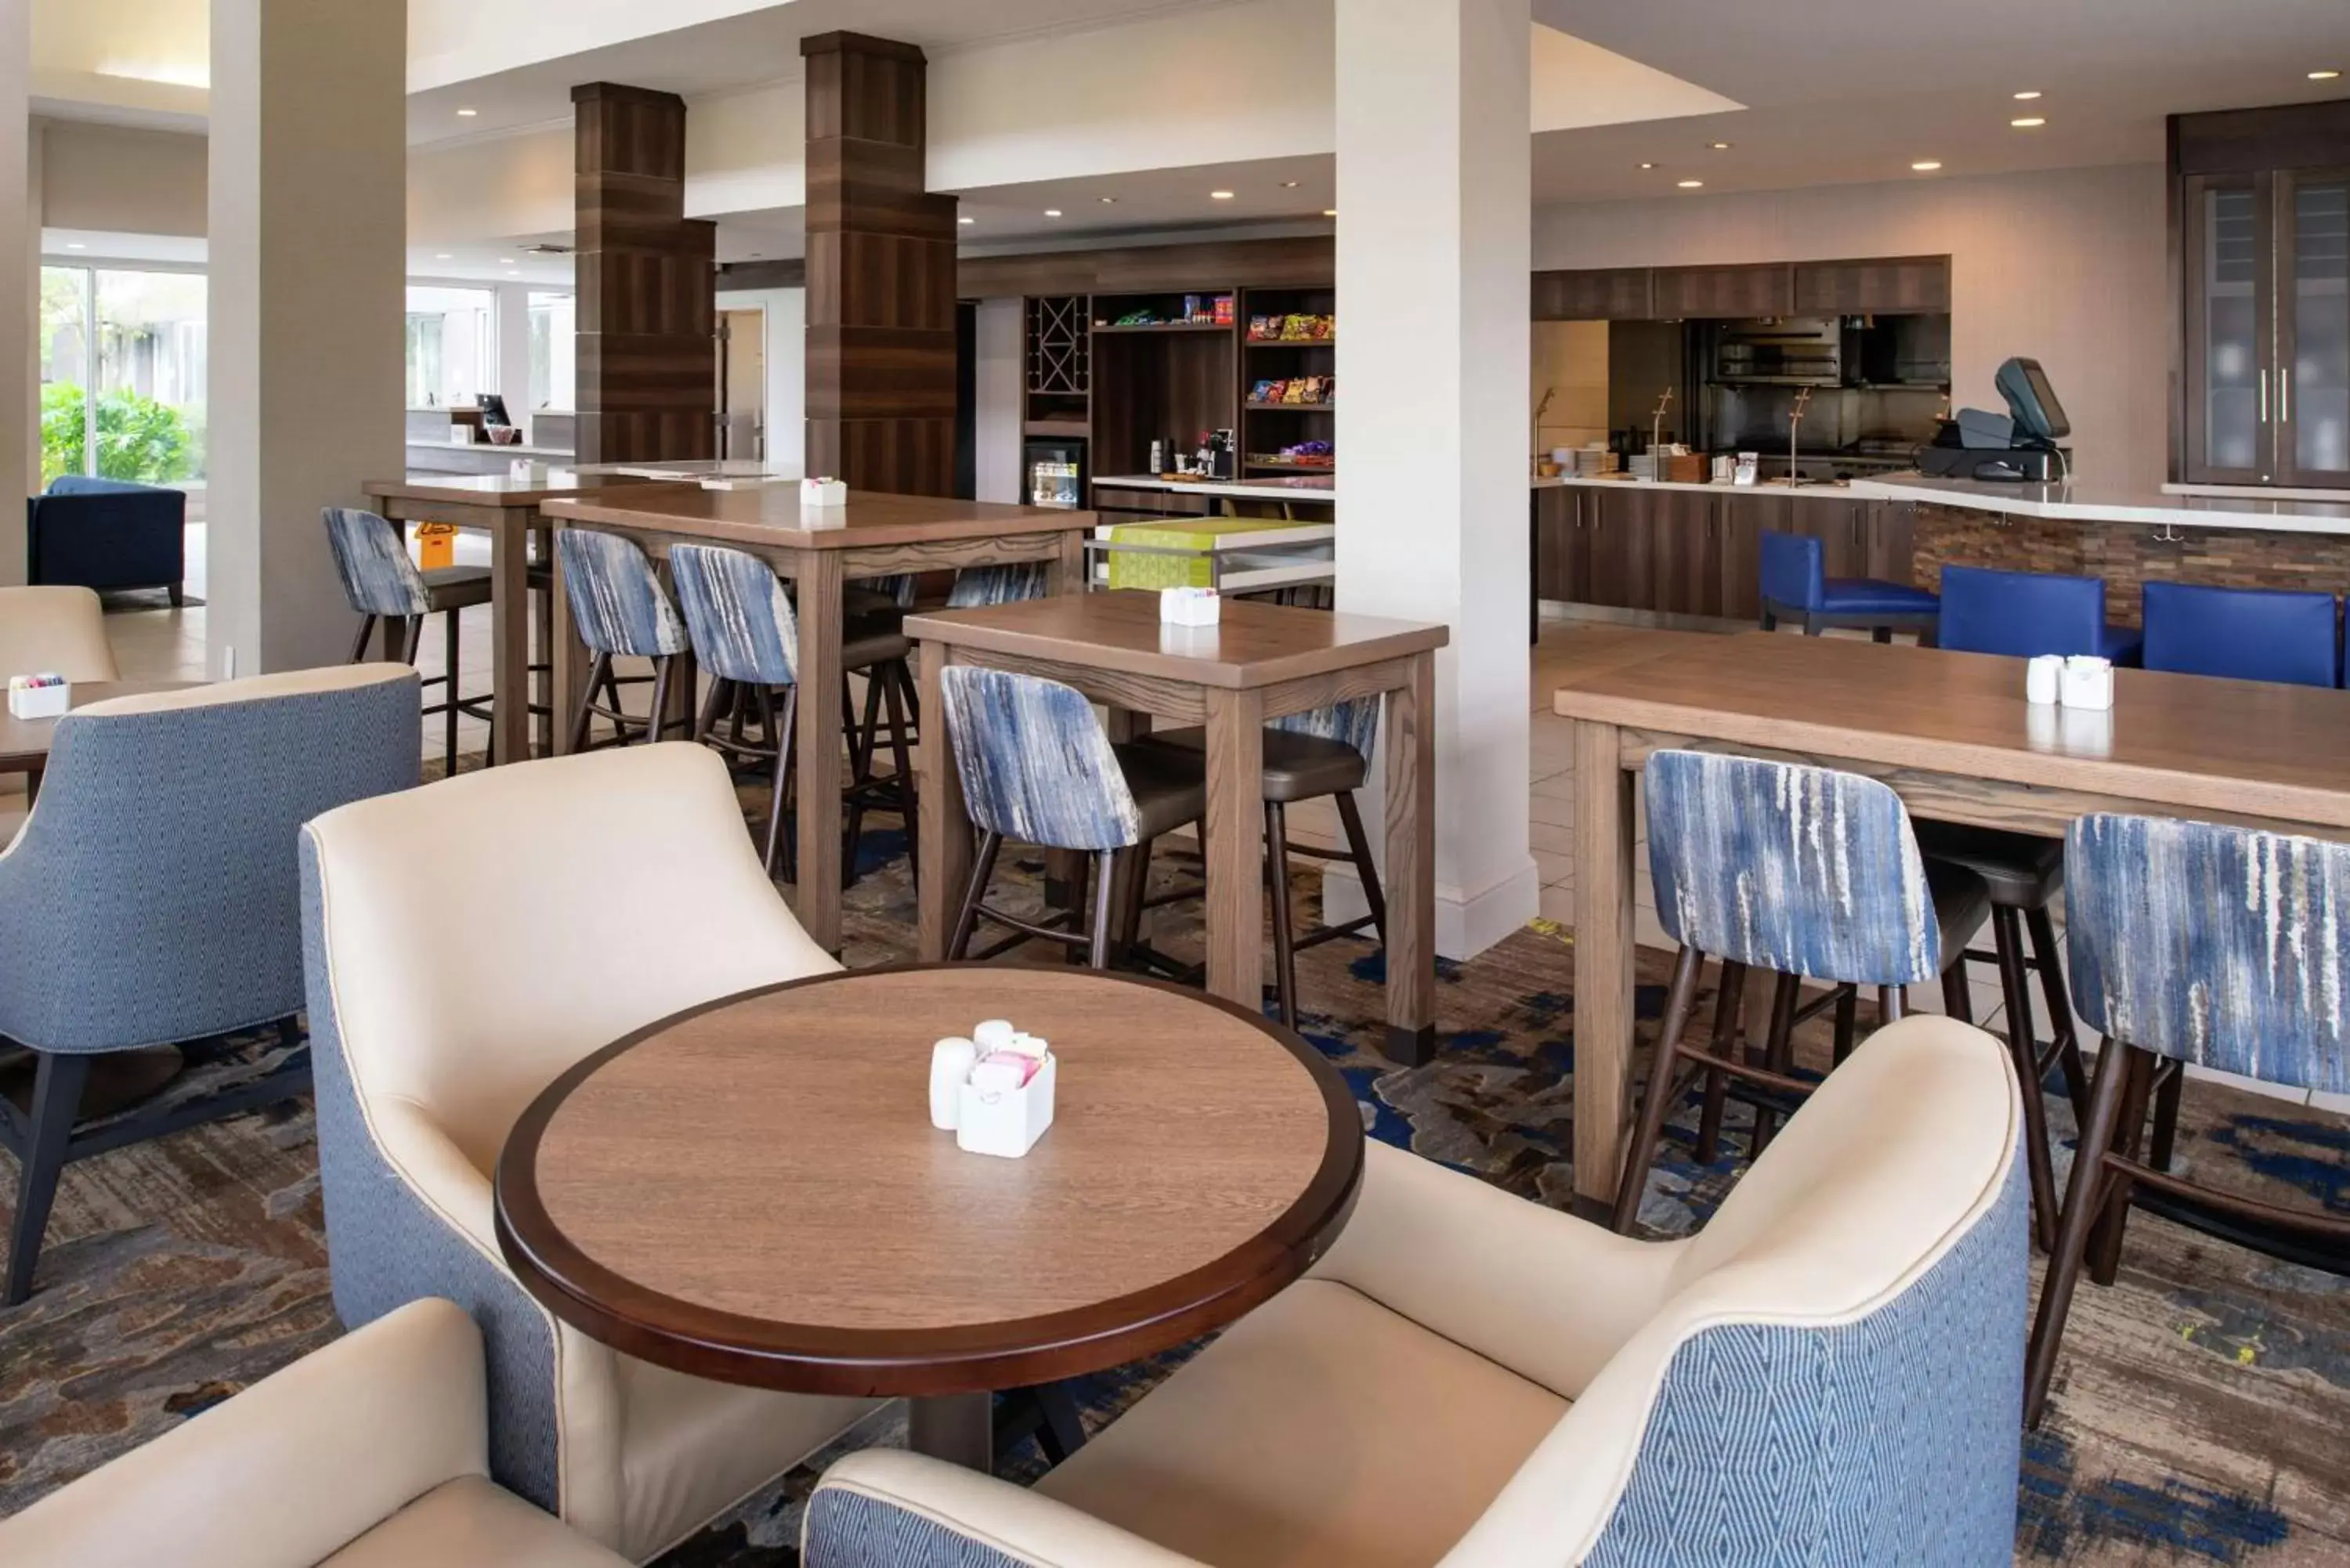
[415, 522, 457, 570]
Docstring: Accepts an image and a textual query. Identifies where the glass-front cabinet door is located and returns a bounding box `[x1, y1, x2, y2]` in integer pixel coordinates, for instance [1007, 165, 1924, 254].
[2182, 174, 2275, 484]
[2281, 170, 2350, 486]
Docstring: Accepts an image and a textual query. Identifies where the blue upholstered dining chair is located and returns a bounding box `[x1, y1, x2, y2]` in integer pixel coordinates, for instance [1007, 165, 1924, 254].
[2026, 814, 2350, 1424]
[1131, 697, 1388, 1027]
[1614, 750, 1997, 1234]
[804, 1016, 2028, 1568]
[0, 666, 420, 1306]
[667, 542, 921, 882]
[552, 527, 693, 752]
[1757, 529, 1940, 641]
[938, 667, 1203, 969]
[946, 562, 1052, 607]
[2140, 580, 2340, 688]
[1935, 562, 2143, 664]
[323, 507, 498, 772]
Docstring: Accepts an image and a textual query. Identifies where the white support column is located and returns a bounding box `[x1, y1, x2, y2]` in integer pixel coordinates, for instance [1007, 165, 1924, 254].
[494, 280, 533, 438]
[1331, 0, 1535, 959]
[208, 0, 407, 674]
[2, 0, 31, 575]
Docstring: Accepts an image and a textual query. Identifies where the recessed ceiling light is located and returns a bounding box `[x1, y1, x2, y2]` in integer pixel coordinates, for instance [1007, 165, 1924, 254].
[1321, 208, 1337, 218]
[1280, 180, 1299, 188]
[457, 107, 478, 117]
[956, 215, 974, 225]
[497, 257, 515, 264]
[1209, 190, 1235, 200]
[1638, 161, 1656, 170]
[435, 252, 453, 259]
[1043, 208, 1062, 218]
[1677, 179, 1705, 189]
[1709, 141, 1733, 150]
[2013, 89, 2042, 100]
[66, 242, 85, 249]
[2011, 116, 2046, 128]
[1099, 196, 1116, 204]
[1911, 160, 1943, 172]
[2312, 70, 2343, 81]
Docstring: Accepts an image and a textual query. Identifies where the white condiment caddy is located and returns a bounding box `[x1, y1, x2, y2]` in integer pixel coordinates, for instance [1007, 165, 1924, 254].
[1159, 586, 1221, 627]
[7, 674, 70, 720]
[800, 477, 848, 508]
[2025, 653, 2114, 711]
[928, 1017, 1056, 1158]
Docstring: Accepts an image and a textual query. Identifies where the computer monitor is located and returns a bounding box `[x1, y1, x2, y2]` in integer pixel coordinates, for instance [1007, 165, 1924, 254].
[477, 393, 513, 429]
[1994, 357, 2070, 443]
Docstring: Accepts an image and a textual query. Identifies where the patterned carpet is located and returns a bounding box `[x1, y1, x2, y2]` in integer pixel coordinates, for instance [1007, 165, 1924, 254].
[2, 805, 2347, 1565]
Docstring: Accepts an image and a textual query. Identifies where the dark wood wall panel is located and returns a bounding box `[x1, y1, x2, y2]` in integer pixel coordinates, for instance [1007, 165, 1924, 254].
[958, 237, 1336, 300]
[801, 31, 959, 495]
[573, 83, 716, 464]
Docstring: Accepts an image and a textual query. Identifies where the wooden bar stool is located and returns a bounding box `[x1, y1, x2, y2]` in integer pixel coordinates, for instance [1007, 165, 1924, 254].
[2026, 814, 2350, 1425]
[1612, 750, 1994, 1234]
[937, 667, 1203, 970]
[553, 528, 695, 752]
[322, 506, 495, 772]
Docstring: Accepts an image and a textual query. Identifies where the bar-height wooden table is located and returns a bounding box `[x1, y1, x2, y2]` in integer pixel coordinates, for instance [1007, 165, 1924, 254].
[1553, 629, 2350, 1208]
[906, 591, 1449, 1063]
[539, 486, 1098, 952]
[364, 471, 681, 766]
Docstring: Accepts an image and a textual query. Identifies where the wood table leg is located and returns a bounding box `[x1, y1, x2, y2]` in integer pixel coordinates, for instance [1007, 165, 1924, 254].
[1572, 718, 1636, 1206]
[908, 1392, 993, 1472]
[488, 508, 530, 767]
[917, 641, 970, 962]
[550, 523, 589, 756]
[1202, 685, 1266, 1012]
[795, 549, 846, 953]
[1382, 653, 1437, 1064]
[1047, 524, 1088, 597]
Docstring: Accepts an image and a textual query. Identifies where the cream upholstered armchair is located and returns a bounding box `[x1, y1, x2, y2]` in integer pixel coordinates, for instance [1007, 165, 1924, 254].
[300, 743, 880, 1563]
[0, 1298, 627, 1568]
[806, 1015, 2028, 1568]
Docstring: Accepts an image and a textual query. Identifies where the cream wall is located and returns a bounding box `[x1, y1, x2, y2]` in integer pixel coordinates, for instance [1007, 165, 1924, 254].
[1531, 162, 2171, 489]
[714, 286, 805, 473]
[40, 121, 207, 235]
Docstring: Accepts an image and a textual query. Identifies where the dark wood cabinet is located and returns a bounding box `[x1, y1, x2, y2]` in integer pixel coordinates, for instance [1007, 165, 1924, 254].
[1791, 256, 1950, 315]
[2172, 102, 2350, 490]
[1651, 264, 1794, 320]
[1532, 268, 1654, 321]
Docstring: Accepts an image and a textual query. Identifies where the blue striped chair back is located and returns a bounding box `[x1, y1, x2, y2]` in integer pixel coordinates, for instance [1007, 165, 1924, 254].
[938, 667, 1140, 852]
[322, 508, 430, 618]
[946, 563, 1051, 609]
[2066, 814, 2350, 1095]
[669, 544, 798, 687]
[1646, 750, 1942, 986]
[1273, 696, 1379, 757]
[554, 529, 690, 659]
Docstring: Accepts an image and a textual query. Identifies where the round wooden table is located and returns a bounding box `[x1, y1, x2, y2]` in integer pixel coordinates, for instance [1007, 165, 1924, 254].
[495, 964, 1364, 1470]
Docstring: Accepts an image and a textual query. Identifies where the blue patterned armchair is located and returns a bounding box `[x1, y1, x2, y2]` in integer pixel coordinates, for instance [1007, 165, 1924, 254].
[300, 742, 879, 1560]
[804, 1015, 2028, 1568]
[0, 666, 420, 1306]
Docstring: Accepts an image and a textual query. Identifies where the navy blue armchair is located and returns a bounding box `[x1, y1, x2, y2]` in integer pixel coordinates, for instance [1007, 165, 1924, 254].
[27, 476, 187, 603]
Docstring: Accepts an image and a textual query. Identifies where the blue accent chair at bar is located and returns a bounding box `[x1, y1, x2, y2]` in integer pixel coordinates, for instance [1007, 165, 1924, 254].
[323, 507, 502, 774]
[1935, 562, 2142, 665]
[2027, 813, 2350, 1424]
[0, 666, 420, 1304]
[1758, 529, 1941, 641]
[1614, 750, 1995, 1234]
[2140, 580, 2340, 688]
[803, 1016, 2026, 1568]
[938, 667, 1203, 970]
[553, 527, 694, 752]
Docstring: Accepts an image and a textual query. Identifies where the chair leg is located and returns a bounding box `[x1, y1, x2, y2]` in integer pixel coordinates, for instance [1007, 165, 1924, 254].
[2026, 1039, 2135, 1425]
[1694, 958, 1746, 1164]
[1332, 790, 1389, 950]
[2088, 1047, 2155, 1286]
[1088, 851, 1119, 970]
[1611, 944, 1706, 1234]
[1749, 973, 1802, 1156]
[882, 667, 919, 887]
[348, 614, 376, 665]
[1266, 801, 1300, 1028]
[1990, 905, 2063, 1249]
[761, 685, 798, 880]
[949, 831, 1005, 961]
[5, 1050, 92, 1307]
[1118, 837, 1153, 960]
[2025, 905, 2091, 1117]
[2149, 1061, 2184, 1174]
[696, 675, 732, 742]
[570, 652, 612, 754]
[1830, 983, 1859, 1066]
[645, 657, 675, 748]
[1940, 962, 1974, 1024]
[443, 609, 462, 774]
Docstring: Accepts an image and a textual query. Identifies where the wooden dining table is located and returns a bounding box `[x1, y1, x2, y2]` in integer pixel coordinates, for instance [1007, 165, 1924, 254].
[363, 470, 684, 767]
[1, 681, 204, 801]
[905, 590, 1450, 1063]
[539, 485, 1099, 953]
[1553, 627, 2350, 1208]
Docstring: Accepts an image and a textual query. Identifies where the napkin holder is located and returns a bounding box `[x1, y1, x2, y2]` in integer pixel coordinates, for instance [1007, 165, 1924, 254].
[1160, 586, 1221, 626]
[800, 477, 848, 508]
[2059, 656, 2114, 711]
[956, 1051, 1056, 1159]
[7, 676, 70, 720]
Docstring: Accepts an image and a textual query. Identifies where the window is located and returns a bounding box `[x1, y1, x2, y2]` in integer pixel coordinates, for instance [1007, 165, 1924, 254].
[528, 291, 577, 413]
[40, 264, 208, 486]
[405, 285, 497, 408]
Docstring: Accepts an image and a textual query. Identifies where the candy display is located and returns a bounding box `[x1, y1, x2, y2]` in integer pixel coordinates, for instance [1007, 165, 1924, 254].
[1247, 313, 1335, 342]
[1247, 376, 1334, 407]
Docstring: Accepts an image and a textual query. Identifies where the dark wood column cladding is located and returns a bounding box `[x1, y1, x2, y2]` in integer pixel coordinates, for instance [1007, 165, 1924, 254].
[572, 82, 718, 464]
[801, 31, 959, 495]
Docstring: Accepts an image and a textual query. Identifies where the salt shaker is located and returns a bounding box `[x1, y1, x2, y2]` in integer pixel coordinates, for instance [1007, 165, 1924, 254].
[929, 1038, 976, 1130]
[2025, 654, 2063, 706]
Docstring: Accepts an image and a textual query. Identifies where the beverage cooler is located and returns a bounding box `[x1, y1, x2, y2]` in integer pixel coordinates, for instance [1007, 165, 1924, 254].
[1025, 436, 1086, 509]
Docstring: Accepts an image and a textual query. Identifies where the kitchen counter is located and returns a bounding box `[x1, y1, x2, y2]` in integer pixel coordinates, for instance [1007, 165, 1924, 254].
[1850, 473, 2350, 536]
[1094, 474, 1337, 504]
[1535, 474, 1857, 499]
